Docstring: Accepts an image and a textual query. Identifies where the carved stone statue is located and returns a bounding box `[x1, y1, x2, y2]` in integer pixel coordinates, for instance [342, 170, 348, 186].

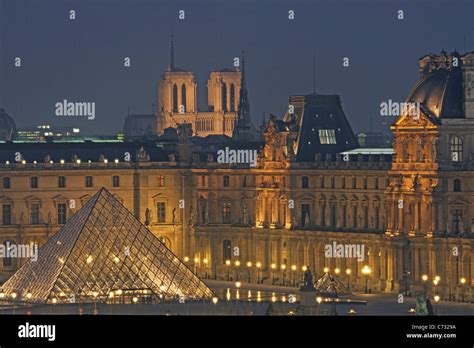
[172, 208, 177, 224]
[300, 267, 316, 292]
[145, 208, 151, 226]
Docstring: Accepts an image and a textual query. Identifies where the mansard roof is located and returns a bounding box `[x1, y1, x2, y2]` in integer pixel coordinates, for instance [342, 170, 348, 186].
[293, 94, 359, 162]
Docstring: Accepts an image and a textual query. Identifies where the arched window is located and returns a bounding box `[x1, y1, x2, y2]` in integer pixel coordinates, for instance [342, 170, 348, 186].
[454, 178, 462, 192]
[172, 84, 178, 112]
[450, 135, 463, 162]
[181, 84, 186, 112]
[221, 83, 227, 112]
[230, 84, 235, 112]
[223, 239, 232, 262]
[302, 176, 309, 188]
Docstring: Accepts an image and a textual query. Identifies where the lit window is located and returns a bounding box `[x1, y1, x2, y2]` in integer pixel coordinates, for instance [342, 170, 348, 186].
[222, 202, 231, 223]
[450, 136, 463, 162]
[157, 176, 165, 187]
[318, 129, 337, 144]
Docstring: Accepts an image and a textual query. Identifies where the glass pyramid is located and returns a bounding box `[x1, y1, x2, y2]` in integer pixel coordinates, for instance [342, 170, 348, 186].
[0, 188, 214, 304]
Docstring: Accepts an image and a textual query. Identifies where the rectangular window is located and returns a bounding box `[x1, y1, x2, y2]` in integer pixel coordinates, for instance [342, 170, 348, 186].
[222, 202, 231, 223]
[112, 176, 120, 187]
[58, 203, 67, 224]
[157, 175, 165, 187]
[2, 204, 11, 225]
[30, 203, 40, 224]
[58, 176, 66, 188]
[223, 176, 230, 187]
[31, 177, 38, 189]
[85, 176, 93, 187]
[3, 177, 10, 189]
[157, 202, 166, 223]
[318, 129, 337, 144]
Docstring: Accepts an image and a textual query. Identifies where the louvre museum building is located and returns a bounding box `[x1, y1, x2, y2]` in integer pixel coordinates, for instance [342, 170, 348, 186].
[1, 50, 474, 303]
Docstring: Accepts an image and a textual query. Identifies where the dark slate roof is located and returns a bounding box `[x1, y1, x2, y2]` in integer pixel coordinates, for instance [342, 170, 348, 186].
[294, 94, 358, 162]
[0, 140, 170, 163]
[406, 67, 464, 118]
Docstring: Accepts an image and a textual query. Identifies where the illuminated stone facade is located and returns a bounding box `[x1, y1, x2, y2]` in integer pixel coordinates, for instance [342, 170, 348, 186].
[2, 51, 474, 301]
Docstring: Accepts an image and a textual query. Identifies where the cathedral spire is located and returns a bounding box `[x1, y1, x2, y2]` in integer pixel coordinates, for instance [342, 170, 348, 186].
[237, 51, 250, 122]
[233, 51, 257, 141]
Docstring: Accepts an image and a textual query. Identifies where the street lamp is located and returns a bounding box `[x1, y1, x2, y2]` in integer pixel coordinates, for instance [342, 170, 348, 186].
[256, 262, 262, 284]
[184, 256, 189, 263]
[225, 259, 231, 281]
[335, 268, 340, 275]
[460, 277, 466, 302]
[281, 264, 287, 286]
[194, 257, 199, 276]
[203, 258, 208, 279]
[291, 265, 297, 287]
[433, 279, 439, 295]
[235, 260, 241, 281]
[271, 263, 276, 285]
[422, 274, 428, 298]
[434, 295, 440, 315]
[346, 269, 352, 291]
[362, 265, 371, 294]
[92, 291, 99, 315]
[323, 267, 329, 273]
[246, 262, 252, 283]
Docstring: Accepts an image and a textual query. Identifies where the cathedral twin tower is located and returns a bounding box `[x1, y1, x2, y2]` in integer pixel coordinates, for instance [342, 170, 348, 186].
[156, 34, 243, 137]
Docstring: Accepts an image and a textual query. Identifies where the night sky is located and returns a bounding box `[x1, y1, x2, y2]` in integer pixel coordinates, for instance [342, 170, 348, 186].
[1, 0, 473, 135]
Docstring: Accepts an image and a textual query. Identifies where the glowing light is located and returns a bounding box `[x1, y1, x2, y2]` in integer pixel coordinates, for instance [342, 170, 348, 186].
[212, 297, 218, 304]
[52, 298, 57, 304]
[235, 281, 241, 288]
[256, 262, 262, 268]
[461, 277, 466, 284]
[346, 269, 351, 275]
[247, 261, 252, 267]
[291, 265, 297, 271]
[235, 260, 241, 267]
[422, 274, 428, 281]
[184, 256, 190, 262]
[316, 296, 322, 304]
[225, 260, 231, 266]
[323, 267, 329, 273]
[132, 296, 138, 303]
[302, 265, 307, 271]
[335, 268, 340, 274]
[434, 295, 440, 302]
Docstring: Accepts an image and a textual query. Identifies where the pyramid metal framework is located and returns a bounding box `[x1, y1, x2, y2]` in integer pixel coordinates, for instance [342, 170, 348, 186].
[0, 188, 214, 304]
[313, 272, 351, 297]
